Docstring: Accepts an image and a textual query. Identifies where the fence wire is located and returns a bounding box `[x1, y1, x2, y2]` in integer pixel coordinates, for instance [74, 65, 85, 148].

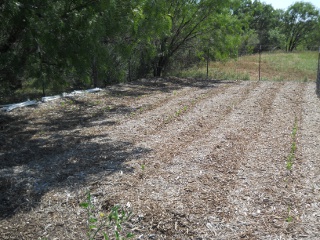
[317, 47, 320, 96]
[180, 45, 319, 83]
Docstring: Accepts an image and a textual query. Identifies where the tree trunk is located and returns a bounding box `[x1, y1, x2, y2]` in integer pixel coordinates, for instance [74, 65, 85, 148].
[92, 56, 98, 87]
[154, 56, 168, 77]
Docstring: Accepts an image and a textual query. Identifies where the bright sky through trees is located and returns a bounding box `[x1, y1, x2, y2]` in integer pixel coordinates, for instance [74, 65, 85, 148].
[263, 0, 320, 10]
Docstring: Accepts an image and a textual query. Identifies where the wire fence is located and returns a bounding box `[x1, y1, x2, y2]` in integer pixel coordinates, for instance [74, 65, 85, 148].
[175, 45, 319, 83]
[235, 50, 317, 81]
[317, 47, 320, 96]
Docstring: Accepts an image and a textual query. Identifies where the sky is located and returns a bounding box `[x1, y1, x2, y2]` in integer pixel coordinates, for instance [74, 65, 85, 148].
[262, 0, 320, 10]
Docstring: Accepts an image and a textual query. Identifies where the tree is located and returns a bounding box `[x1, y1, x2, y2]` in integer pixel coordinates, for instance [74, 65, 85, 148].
[100, 0, 161, 83]
[0, 0, 109, 95]
[233, 0, 281, 52]
[281, 2, 320, 52]
[0, 0, 248, 98]
[138, 0, 236, 77]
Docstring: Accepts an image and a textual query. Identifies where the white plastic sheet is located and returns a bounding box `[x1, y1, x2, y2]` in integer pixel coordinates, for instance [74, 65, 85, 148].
[1, 100, 38, 112]
[41, 95, 61, 102]
[62, 88, 102, 97]
[2, 88, 103, 112]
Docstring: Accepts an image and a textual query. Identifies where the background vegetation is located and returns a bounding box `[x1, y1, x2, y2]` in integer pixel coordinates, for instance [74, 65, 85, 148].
[1, 0, 320, 102]
[176, 51, 318, 81]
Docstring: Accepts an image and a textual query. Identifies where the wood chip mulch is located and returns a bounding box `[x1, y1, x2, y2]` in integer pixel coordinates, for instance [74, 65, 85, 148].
[0, 78, 320, 239]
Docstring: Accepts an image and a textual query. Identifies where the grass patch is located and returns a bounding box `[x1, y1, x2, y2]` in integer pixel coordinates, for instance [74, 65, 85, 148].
[174, 51, 318, 81]
[261, 51, 317, 81]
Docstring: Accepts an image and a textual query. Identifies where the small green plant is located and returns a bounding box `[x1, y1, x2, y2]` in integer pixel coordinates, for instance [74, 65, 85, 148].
[141, 164, 145, 171]
[286, 216, 294, 223]
[164, 105, 190, 124]
[130, 111, 136, 117]
[175, 105, 188, 117]
[286, 118, 298, 171]
[106, 106, 113, 111]
[286, 207, 294, 223]
[286, 159, 293, 171]
[291, 142, 297, 153]
[164, 115, 173, 124]
[80, 192, 134, 240]
[292, 122, 297, 136]
[139, 163, 146, 179]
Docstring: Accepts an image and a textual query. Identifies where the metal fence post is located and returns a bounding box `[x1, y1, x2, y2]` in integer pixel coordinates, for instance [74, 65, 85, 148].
[206, 48, 209, 79]
[259, 45, 262, 81]
[317, 46, 320, 96]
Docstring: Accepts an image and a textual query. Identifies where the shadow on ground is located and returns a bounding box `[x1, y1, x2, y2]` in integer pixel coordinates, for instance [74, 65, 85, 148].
[0, 77, 235, 219]
[0, 102, 150, 219]
[106, 77, 235, 97]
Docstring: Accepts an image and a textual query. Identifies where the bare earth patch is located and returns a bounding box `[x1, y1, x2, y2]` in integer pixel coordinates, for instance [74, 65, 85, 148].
[0, 78, 320, 239]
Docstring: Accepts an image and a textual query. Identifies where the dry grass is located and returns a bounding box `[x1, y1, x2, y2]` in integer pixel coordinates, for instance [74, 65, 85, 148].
[177, 51, 318, 81]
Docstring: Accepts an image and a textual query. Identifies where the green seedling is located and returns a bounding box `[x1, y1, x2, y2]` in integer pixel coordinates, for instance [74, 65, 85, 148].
[80, 192, 134, 240]
[165, 116, 172, 124]
[286, 160, 293, 170]
[107, 106, 112, 111]
[292, 127, 297, 136]
[286, 216, 294, 223]
[286, 207, 294, 223]
[286, 118, 298, 171]
[139, 164, 146, 179]
[291, 142, 297, 153]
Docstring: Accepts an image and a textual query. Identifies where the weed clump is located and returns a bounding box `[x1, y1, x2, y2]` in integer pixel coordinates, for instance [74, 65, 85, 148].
[80, 192, 134, 240]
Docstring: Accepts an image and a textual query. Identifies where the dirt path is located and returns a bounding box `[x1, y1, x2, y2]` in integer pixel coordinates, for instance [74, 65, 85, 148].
[0, 78, 319, 239]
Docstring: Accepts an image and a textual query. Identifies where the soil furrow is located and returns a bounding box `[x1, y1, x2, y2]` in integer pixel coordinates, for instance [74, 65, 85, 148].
[102, 81, 285, 239]
[1, 80, 320, 240]
[133, 81, 257, 156]
[290, 83, 320, 239]
[108, 82, 234, 141]
[223, 82, 304, 239]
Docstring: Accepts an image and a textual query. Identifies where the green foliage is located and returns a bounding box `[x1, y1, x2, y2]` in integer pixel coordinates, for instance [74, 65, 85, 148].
[80, 192, 134, 240]
[268, 28, 286, 50]
[0, 0, 110, 97]
[2, 0, 319, 101]
[233, 0, 283, 51]
[282, 2, 320, 52]
[303, 20, 320, 49]
[138, 0, 240, 77]
[234, 0, 320, 53]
